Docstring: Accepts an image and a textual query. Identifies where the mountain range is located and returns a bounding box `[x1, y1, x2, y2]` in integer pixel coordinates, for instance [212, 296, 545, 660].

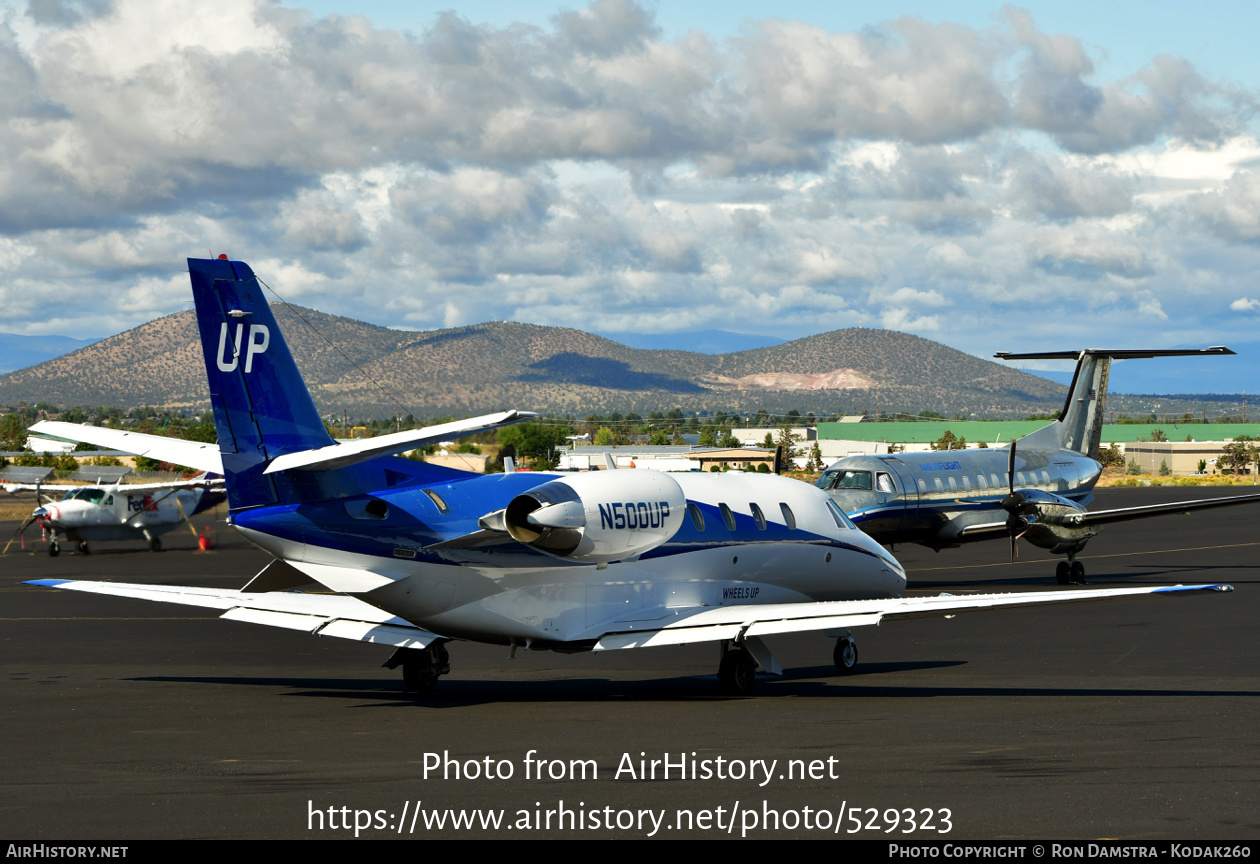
[0, 306, 1068, 419]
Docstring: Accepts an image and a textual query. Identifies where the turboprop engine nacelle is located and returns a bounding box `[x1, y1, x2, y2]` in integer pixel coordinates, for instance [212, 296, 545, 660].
[504, 470, 686, 563]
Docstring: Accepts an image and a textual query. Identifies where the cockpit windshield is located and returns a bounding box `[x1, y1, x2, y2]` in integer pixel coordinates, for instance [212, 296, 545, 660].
[815, 469, 872, 491]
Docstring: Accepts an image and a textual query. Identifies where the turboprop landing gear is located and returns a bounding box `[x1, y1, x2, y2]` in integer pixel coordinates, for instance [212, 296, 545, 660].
[834, 636, 858, 674]
[385, 643, 450, 695]
[143, 531, 162, 552]
[77, 541, 89, 555]
[718, 647, 757, 696]
[48, 540, 59, 557]
[1057, 555, 1086, 585]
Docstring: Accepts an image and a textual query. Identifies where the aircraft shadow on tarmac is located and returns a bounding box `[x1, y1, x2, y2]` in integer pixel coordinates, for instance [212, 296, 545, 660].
[128, 661, 1257, 707]
[910, 564, 1260, 590]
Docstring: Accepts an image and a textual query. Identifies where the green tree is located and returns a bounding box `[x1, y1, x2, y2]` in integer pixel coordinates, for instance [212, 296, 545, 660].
[497, 423, 570, 469]
[0, 414, 27, 451]
[930, 431, 965, 451]
[775, 425, 801, 466]
[806, 441, 824, 471]
[1098, 443, 1125, 468]
[1158, 460, 1170, 476]
[1218, 436, 1258, 474]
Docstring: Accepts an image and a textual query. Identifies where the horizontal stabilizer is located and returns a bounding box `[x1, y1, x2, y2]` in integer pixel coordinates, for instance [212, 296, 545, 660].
[593, 583, 1231, 650]
[263, 410, 538, 474]
[995, 347, 1234, 360]
[26, 578, 444, 649]
[30, 421, 224, 474]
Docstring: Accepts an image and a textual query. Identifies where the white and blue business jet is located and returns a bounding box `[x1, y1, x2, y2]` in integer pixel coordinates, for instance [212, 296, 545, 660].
[27, 258, 1233, 696]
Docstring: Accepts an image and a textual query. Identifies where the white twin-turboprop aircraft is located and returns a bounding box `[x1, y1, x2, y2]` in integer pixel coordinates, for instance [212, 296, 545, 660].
[25, 257, 1234, 696]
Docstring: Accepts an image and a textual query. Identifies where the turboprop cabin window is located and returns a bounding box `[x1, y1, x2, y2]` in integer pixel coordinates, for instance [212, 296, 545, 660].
[875, 472, 895, 493]
[719, 503, 736, 531]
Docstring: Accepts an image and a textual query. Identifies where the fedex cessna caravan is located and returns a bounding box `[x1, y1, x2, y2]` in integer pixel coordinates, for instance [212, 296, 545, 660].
[3, 476, 224, 555]
[818, 349, 1260, 584]
[26, 258, 1233, 696]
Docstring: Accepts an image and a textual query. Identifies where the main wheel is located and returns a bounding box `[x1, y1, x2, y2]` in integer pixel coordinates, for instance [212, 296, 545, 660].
[400, 644, 450, 695]
[1056, 561, 1071, 585]
[833, 637, 859, 674]
[149, 537, 162, 552]
[48, 541, 59, 557]
[1070, 561, 1085, 584]
[78, 541, 89, 555]
[718, 648, 757, 696]
[402, 657, 440, 694]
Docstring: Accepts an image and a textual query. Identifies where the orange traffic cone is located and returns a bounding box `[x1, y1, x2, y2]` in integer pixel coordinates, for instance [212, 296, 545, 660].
[198, 528, 211, 552]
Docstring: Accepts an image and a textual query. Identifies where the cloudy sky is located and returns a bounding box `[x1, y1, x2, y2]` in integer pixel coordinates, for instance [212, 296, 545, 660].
[3, 0, 1260, 389]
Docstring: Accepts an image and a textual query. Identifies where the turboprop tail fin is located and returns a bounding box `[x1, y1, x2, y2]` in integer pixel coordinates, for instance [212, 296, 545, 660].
[995, 347, 1235, 457]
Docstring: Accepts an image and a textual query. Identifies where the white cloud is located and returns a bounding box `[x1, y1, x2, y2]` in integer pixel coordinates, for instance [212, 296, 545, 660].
[0, 0, 1256, 361]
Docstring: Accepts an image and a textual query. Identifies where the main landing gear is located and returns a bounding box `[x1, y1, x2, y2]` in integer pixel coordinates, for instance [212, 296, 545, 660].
[717, 634, 860, 696]
[833, 636, 859, 673]
[718, 647, 757, 696]
[385, 643, 451, 695]
[1056, 555, 1086, 585]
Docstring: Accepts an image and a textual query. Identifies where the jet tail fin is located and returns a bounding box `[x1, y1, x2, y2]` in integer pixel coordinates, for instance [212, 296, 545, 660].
[188, 257, 336, 510]
[995, 347, 1234, 458]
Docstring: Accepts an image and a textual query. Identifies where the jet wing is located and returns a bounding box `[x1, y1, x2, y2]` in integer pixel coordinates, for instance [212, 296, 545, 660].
[262, 410, 538, 474]
[25, 578, 443, 649]
[29, 421, 224, 474]
[592, 583, 1231, 650]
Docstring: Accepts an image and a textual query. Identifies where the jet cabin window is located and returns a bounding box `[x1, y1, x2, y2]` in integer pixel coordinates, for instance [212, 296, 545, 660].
[826, 500, 856, 530]
[719, 503, 736, 531]
[687, 502, 705, 531]
[779, 502, 796, 531]
[816, 470, 872, 491]
[875, 473, 895, 493]
[750, 503, 767, 531]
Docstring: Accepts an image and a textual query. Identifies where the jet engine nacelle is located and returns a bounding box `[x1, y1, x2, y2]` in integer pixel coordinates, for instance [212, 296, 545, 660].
[504, 470, 686, 563]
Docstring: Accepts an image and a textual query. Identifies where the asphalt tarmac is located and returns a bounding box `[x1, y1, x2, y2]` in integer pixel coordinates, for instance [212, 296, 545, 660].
[2, 486, 1257, 840]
